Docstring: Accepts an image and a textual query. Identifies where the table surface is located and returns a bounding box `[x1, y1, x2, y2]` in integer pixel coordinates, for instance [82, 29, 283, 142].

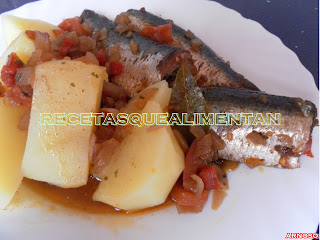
[0, 0, 319, 236]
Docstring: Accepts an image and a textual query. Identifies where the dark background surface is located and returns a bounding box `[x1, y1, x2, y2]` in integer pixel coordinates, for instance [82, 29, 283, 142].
[0, 0, 318, 88]
[0, 0, 319, 235]
[214, 0, 319, 89]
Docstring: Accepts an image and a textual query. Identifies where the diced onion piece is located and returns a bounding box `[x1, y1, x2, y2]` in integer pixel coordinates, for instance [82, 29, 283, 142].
[74, 52, 99, 65]
[190, 126, 205, 139]
[209, 129, 226, 150]
[173, 129, 189, 154]
[246, 131, 267, 146]
[102, 81, 127, 101]
[15, 66, 34, 86]
[91, 138, 120, 179]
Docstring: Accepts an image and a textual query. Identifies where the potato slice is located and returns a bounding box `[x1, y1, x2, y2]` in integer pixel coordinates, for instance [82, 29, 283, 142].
[93, 101, 185, 211]
[0, 99, 28, 209]
[22, 60, 106, 188]
[1, 15, 60, 47]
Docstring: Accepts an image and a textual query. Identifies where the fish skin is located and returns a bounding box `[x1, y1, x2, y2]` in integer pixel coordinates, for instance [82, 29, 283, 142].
[201, 86, 317, 169]
[81, 10, 191, 97]
[125, 9, 259, 91]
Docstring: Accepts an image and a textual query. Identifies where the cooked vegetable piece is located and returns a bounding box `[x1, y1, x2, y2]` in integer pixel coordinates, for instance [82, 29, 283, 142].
[59, 37, 74, 56]
[1, 53, 23, 87]
[199, 165, 228, 190]
[183, 133, 214, 192]
[58, 18, 90, 36]
[199, 165, 220, 190]
[95, 49, 107, 66]
[22, 60, 106, 188]
[0, 20, 61, 208]
[124, 80, 172, 114]
[171, 182, 209, 208]
[109, 62, 123, 76]
[140, 23, 173, 44]
[93, 96, 184, 211]
[0, 98, 28, 209]
[5, 85, 32, 108]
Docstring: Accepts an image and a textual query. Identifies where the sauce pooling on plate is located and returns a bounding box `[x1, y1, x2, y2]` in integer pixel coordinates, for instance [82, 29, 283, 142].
[221, 160, 240, 172]
[23, 176, 174, 215]
[23, 161, 240, 213]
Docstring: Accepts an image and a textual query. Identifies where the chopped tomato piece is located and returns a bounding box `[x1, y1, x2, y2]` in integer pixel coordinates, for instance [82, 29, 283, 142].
[53, 29, 65, 37]
[5, 85, 32, 108]
[1, 53, 23, 87]
[58, 18, 89, 36]
[1, 66, 16, 87]
[154, 24, 173, 44]
[109, 62, 123, 75]
[199, 165, 220, 190]
[304, 138, 314, 158]
[59, 37, 74, 56]
[140, 24, 173, 44]
[96, 49, 107, 66]
[183, 134, 213, 184]
[171, 182, 209, 207]
[7, 53, 23, 69]
[26, 30, 50, 42]
[140, 26, 156, 39]
[25, 30, 36, 40]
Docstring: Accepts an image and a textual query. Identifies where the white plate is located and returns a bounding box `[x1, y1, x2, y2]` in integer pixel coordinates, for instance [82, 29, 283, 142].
[0, 0, 318, 239]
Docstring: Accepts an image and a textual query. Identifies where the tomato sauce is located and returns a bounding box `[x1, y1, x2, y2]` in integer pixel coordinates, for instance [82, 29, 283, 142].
[221, 160, 240, 172]
[23, 175, 174, 216]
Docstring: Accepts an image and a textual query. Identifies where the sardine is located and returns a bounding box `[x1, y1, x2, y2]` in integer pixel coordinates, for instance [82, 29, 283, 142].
[201, 86, 317, 169]
[124, 9, 259, 90]
[81, 10, 192, 97]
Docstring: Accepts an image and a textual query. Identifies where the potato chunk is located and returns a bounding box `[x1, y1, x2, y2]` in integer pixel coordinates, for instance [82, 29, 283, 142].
[1, 15, 60, 46]
[22, 60, 106, 188]
[93, 101, 185, 211]
[0, 99, 28, 209]
[124, 80, 172, 112]
[147, 80, 172, 111]
[0, 19, 59, 208]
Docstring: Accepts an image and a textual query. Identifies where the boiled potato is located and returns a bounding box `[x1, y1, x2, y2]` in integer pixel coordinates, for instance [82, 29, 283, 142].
[0, 99, 28, 209]
[0, 23, 58, 208]
[2, 15, 60, 47]
[93, 100, 185, 211]
[123, 80, 172, 113]
[22, 60, 107, 188]
[149, 80, 172, 110]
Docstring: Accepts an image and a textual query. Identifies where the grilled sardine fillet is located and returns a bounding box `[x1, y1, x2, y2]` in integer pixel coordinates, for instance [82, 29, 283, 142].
[124, 9, 259, 90]
[201, 87, 317, 169]
[81, 10, 192, 97]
